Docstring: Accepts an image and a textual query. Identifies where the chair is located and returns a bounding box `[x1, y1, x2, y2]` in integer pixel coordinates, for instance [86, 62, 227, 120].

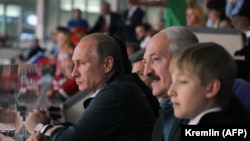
[232, 79, 250, 112]
[63, 91, 90, 122]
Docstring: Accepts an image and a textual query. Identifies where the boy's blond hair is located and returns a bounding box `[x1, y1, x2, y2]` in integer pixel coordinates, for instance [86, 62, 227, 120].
[169, 42, 237, 106]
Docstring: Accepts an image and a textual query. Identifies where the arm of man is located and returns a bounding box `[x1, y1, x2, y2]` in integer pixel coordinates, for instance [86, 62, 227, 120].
[231, 15, 250, 33]
[25, 109, 50, 134]
[49, 87, 124, 140]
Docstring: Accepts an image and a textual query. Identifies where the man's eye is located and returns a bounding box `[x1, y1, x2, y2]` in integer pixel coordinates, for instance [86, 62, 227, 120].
[79, 62, 86, 65]
[152, 57, 160, 62]
[142, 60, 147, 64]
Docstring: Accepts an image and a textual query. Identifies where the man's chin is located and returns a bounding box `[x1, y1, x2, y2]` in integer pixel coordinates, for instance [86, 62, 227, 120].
[152, 88, 166, 97]
[78, 86, 86, 91]
[152, 90, 162, 97]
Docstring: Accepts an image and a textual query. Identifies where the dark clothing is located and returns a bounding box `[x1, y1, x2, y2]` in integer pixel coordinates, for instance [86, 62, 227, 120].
[234, 45, 250, 61]
[88, 12, 121, 35]
[67, 18, 89, 30]
[131, 73, 160, 117]
[168, 94, 250, 141]
[121, 7, 144, 42]
[19, 45, 45, 61]
[234, 45, 250, 80]
[50, 73, 156, 141]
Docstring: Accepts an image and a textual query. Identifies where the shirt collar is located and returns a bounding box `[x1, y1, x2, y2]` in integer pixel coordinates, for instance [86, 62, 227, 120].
[91, 87, 102, 98]
[188, 107, 222, 125]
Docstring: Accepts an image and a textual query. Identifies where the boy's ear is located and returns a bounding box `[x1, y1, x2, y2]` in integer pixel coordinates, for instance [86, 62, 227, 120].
[205, 79, 221, 99]
[103, 56, 114, 73]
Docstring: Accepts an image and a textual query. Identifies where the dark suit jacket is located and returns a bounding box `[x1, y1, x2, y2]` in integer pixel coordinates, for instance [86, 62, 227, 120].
[130, 73, 159, 117]
[50, 73, 156, 141]
[88, 12, 121, 35]
[168, 94, 250, 141]
[122, 7, 144, 42]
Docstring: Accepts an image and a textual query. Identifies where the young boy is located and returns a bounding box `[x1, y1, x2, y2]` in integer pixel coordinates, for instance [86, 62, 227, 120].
[167, 42, 249, 125]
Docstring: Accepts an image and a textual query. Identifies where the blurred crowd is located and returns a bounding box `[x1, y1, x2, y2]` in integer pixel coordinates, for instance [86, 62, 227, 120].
[3, 0, 246, 104]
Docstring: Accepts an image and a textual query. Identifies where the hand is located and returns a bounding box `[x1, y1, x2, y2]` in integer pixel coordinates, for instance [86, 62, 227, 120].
[0, 108, 23, 134]
[0, 133, 14, 141]
[25, 109, 50, 134]
[26, 132, 48, 141]
[231, 15, 250, 33]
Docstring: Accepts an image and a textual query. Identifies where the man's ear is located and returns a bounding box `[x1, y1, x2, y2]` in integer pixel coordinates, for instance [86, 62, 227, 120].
[103, 56, 114, 73]
[205, 79, 221, 99]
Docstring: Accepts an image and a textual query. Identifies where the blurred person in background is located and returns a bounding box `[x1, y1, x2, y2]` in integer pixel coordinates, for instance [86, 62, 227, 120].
[186, 0, 205, 27]
[54, 28, 74, 77]
[67, 9, 89, 46]
[121, 0, 145, 42]
[226, 0, 244, 18]
[88, 1, 121, 36]
[206, 0, 231, 28]
[18, 38, 45, 62]
[126, 42, 141, 58]
[46, 56, 79, 103]
[231, 15, 250, 80]
[135, 23, 152, 49]
[131, 50, 152, 89]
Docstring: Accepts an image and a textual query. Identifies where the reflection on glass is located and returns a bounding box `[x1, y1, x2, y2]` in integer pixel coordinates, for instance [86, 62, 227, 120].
[0, 64, 41, 140]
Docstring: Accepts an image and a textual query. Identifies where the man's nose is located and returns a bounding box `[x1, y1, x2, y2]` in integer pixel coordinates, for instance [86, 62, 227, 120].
[71, 66, 78, 78]
[144, 62, 153, 76]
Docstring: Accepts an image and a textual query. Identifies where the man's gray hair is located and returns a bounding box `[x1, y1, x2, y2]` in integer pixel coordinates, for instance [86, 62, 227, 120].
[160, 26, 199, 55]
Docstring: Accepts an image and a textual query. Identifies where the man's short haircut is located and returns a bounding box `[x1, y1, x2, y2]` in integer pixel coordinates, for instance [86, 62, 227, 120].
[126, 42, 141, 54]
[160, 26, 199, 55]
[137, 23, 152, 32]
[101, 1, 111, 9]
[81, 33, 124, 73]
[56, 26, 70, 33]
[170, 42, 237, 106]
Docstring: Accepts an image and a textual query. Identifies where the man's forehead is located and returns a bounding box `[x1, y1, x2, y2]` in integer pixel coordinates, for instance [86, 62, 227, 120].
[144, 44, 169, 58]
[145, 33, 168, 52]
[73, 42, 96, 59]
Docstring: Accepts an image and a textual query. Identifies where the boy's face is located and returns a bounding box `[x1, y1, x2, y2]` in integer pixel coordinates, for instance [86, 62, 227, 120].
[167, 69, 210, 119]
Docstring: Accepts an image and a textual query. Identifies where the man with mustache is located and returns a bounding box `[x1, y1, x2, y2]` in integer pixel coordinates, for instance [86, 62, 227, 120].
[143, 26, 199, 141]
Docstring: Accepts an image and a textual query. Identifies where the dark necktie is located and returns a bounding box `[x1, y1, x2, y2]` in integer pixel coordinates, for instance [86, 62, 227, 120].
[83, 97, 93, 109]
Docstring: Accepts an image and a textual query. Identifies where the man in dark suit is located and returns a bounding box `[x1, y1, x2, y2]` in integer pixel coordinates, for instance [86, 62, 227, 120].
[88, 1, 121, 36]
[25, 33, 156, 141]
[19, 38, 45, 62]
[121, 0, 144, 42]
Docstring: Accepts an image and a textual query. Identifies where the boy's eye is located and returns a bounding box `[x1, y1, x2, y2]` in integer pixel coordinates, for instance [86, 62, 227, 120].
[180, 80, 188, 84]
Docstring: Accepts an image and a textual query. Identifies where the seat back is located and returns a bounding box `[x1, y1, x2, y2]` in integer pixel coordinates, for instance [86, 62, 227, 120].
[233, 79, 250, 112]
